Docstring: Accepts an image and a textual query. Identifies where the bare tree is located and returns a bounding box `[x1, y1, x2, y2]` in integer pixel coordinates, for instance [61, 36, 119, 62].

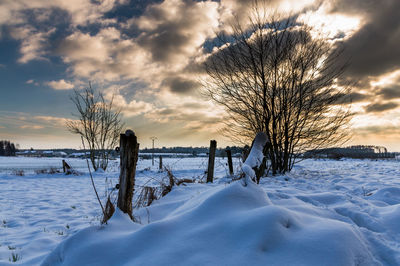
[204, 7, 352, 174]
[67, 84, 124, 171]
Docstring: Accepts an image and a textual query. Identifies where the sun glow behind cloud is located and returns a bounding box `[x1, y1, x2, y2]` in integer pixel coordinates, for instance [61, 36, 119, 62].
[370, 70, 400, 88]
[298, 3, 363, 40]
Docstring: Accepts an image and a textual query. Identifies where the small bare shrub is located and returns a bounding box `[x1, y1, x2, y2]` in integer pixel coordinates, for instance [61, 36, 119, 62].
[48, 167, 59, 174]
[134, 186, 158, 208]
[101, 196, 115, 224]
[133, 167, 196, 210]
[12, 170, 24, 176]
[161, 167, 176, 197]
[67, 85, 124, 171]
[35, 169, 48, 174]
[35, 167, 60, 175]
[9, 252, 21, 262]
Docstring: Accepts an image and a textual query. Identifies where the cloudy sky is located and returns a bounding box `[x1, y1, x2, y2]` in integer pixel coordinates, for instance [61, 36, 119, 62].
[0, 0, 399, 150]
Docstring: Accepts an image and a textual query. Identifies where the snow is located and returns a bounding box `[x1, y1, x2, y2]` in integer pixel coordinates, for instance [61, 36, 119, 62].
[0, 156, 399, 265]
[242, 132, 268, 184]
[244, 132, 268, 170]
[41, 181, 375, 266]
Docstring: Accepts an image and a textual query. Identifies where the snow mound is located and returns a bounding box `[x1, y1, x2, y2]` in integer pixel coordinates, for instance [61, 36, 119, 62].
[369, 187, 400, 205]
[42, 181, 377, 266]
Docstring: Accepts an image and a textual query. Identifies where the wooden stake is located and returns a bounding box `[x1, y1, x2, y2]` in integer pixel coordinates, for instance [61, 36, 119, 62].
[226, 149, 233, 175]
[159, 155, 163, 170]
[207, 140, 217, 183]
[117, 130, 139, 219]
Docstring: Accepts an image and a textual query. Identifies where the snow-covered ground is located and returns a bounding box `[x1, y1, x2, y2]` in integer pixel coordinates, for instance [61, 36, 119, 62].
[0, 156, 399, 265]
[0, 156, 97, 175]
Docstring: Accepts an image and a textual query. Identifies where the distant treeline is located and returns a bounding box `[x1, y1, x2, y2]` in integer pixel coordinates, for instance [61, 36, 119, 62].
[304, 146, 396, 159]
[0, 140, 18, 156]
[140, 146, 245, 156]
[18, 146, 246, 158]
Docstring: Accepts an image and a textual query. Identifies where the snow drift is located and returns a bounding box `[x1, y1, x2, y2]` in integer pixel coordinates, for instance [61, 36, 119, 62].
[42, 181, 377, 266]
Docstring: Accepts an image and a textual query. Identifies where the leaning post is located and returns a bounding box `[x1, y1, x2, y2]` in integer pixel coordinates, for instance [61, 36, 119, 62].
[62, 159, 66, 173]
[207, 140, 217, 183]
[117, 130, 139, 219]
[62, 159, 71, 174]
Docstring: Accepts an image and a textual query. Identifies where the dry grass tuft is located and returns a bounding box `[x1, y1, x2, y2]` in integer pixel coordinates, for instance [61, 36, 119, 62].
[12, 170, 24, 176]
[35, 168, 60, 175]
[102, 196, 115, 224]
[134, 186, 159, 209]
[133, 167, 197, 211]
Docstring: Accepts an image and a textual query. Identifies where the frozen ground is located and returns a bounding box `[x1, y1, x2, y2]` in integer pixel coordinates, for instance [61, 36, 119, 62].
[0, 156, 399, 265]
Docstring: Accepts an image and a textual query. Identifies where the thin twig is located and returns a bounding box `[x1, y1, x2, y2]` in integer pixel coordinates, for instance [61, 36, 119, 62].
[81, 136, 105, 216]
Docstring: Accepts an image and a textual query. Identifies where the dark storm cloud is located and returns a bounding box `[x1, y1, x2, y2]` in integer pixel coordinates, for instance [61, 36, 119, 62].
[330, 0, 400, 78]
[134, 1, 194, 62]
[162, 76, 200, 94]
[365, 102, 398, 113]
[137, 30, 191, 62]
[376, 86, 400, 100]
[132, 0, 218, 63]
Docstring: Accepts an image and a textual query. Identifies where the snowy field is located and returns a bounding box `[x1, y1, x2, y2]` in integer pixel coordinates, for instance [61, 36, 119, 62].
[0, 157, 96, 175]
[0, 156, 399, 265]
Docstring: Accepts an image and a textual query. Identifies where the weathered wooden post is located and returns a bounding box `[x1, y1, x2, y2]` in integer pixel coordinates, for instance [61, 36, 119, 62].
[159, 155, 163, 170]
[62, 160, 71, 174]
[226, 149, 234, 175]
[117, 130, 139, 219]
[207, 140, 217, 183]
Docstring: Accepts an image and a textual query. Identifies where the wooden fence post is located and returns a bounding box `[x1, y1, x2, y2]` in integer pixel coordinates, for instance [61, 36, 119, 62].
[226, 149, 234, 175]
[207, 140, 217, 183]
[62, 159, 71, 174]
[117, 130, 139, 219]
[159, 155, 163, 170]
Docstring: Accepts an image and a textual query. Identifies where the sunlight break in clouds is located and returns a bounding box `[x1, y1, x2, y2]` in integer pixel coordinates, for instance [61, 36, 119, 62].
[370, 70, 400, 88]
[299, 3, 362, 40]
